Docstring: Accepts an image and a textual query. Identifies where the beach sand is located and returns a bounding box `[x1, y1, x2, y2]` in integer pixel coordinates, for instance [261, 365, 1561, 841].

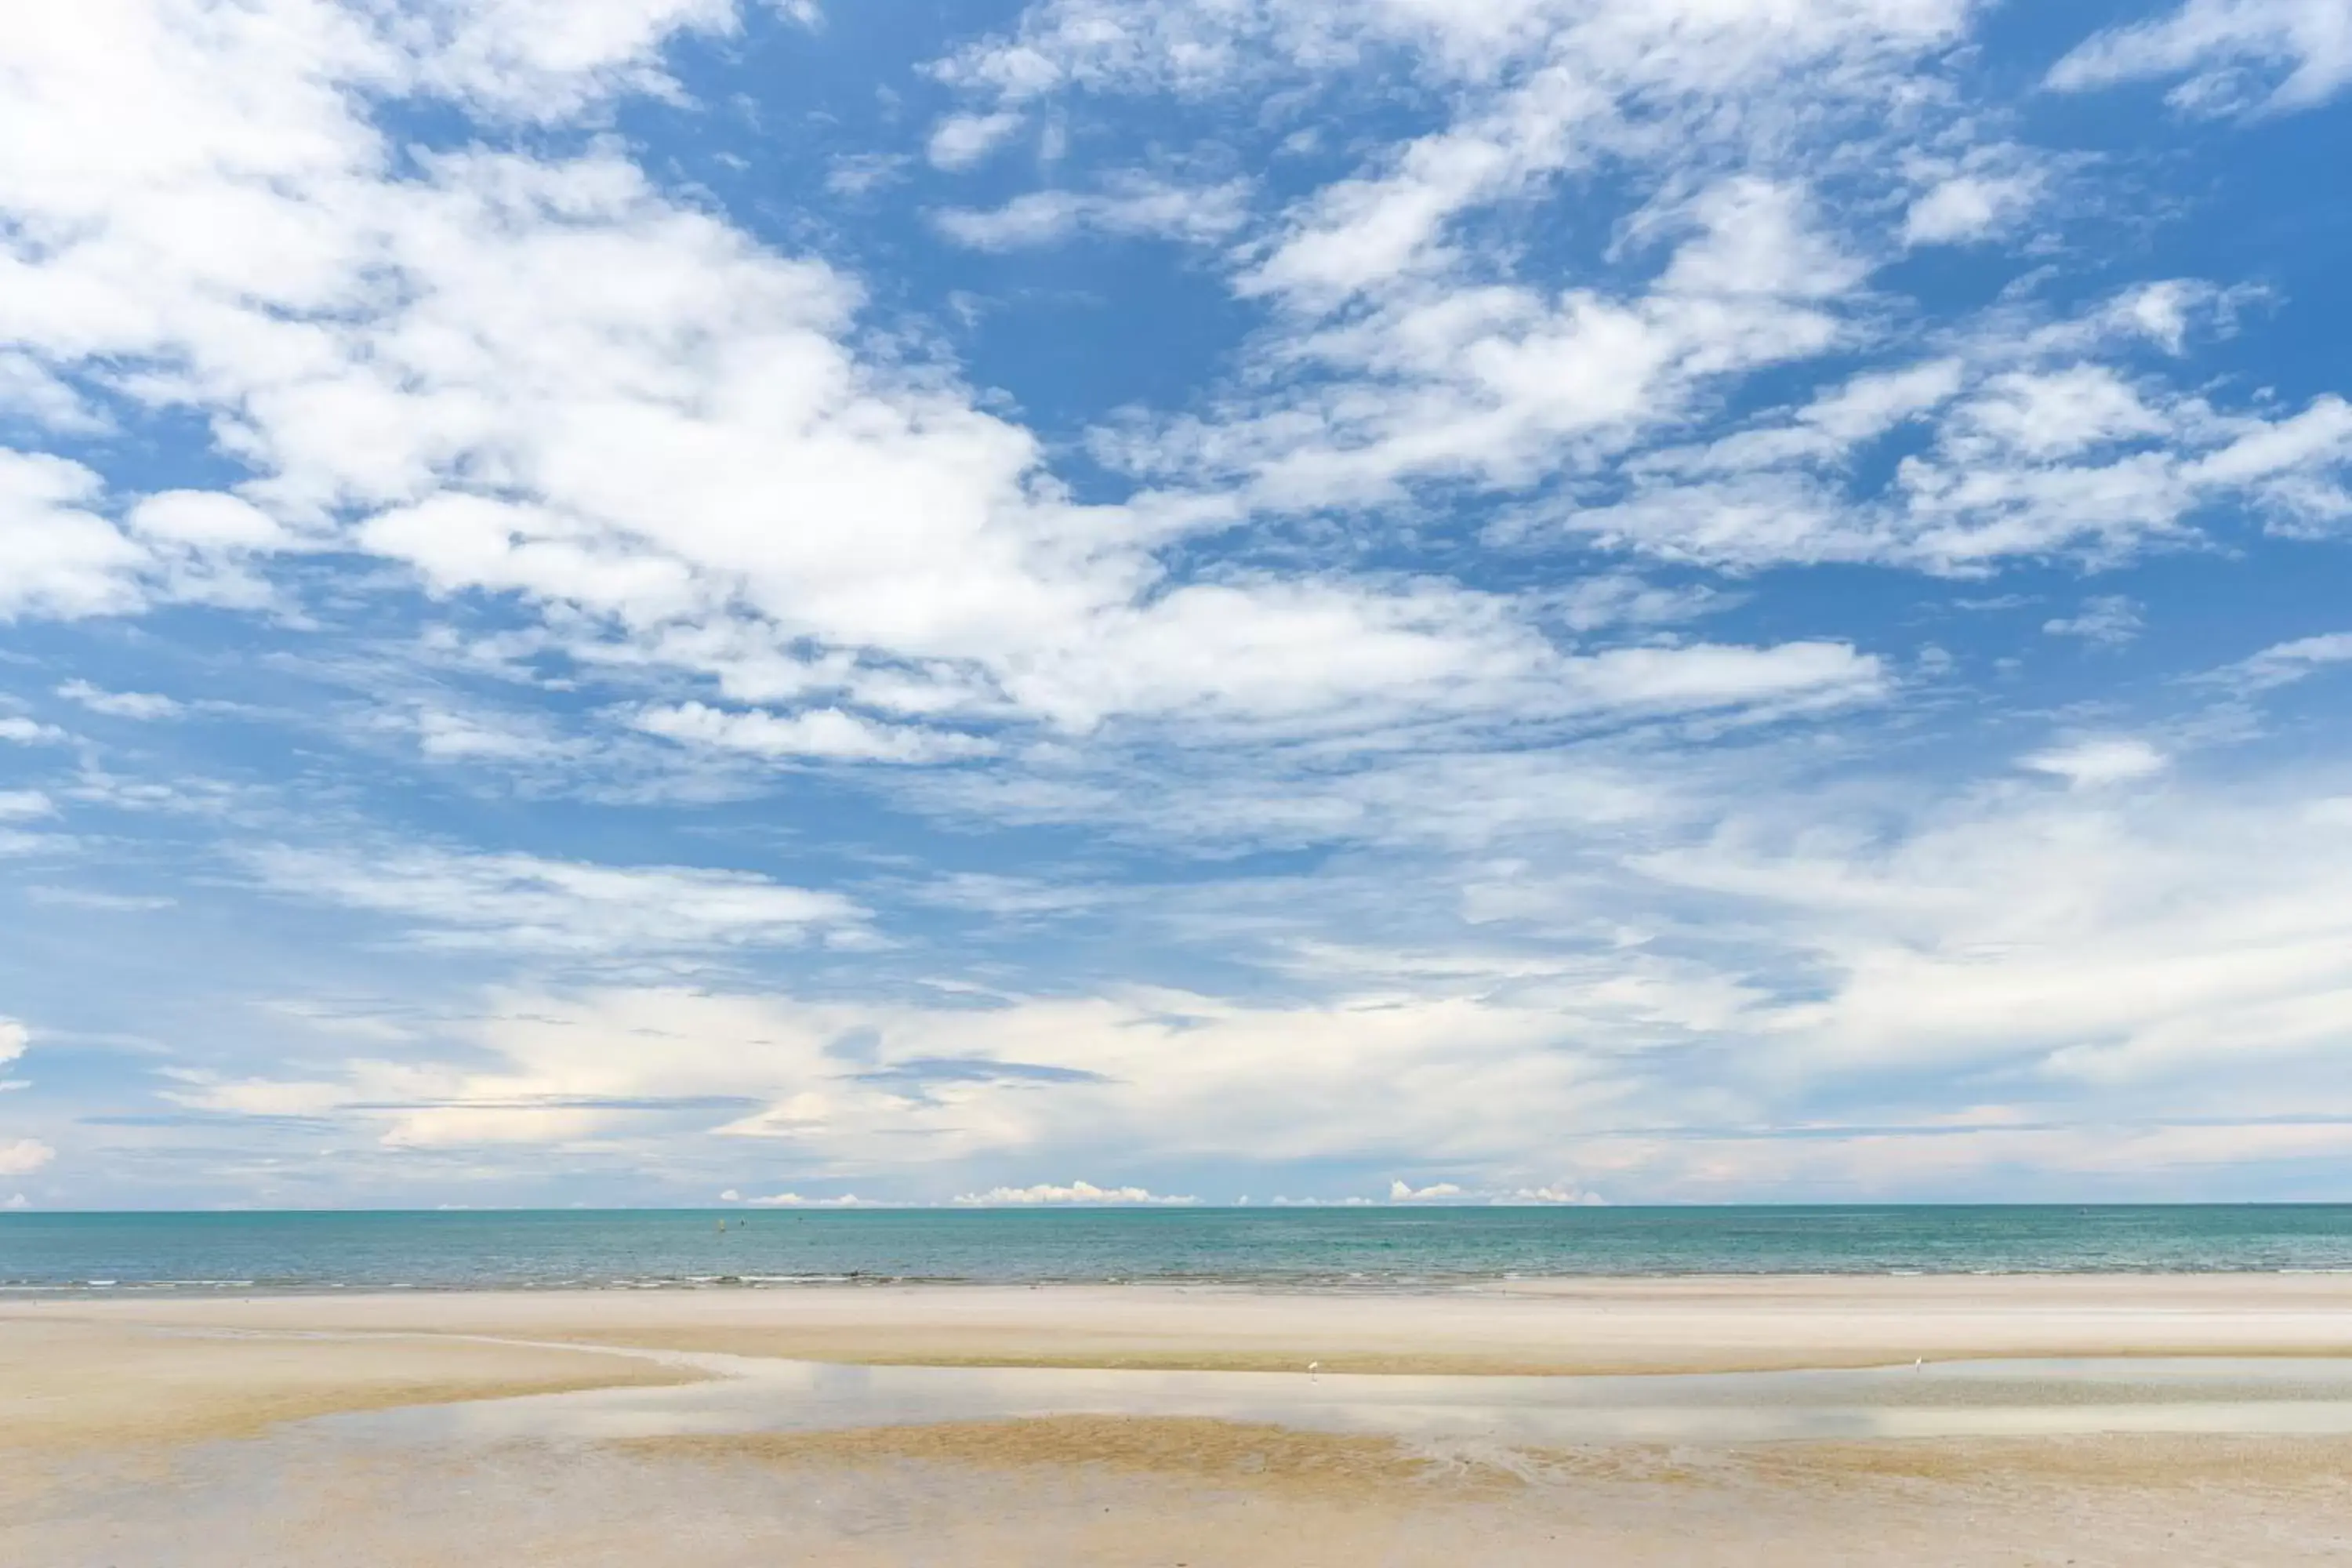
[6, 1279, 2352, 1564]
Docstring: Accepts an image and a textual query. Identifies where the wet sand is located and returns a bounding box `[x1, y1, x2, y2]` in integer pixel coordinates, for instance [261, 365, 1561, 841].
[12, 1411, 2352, 1566]
[14, 1272, 2352, 1374]
[6, 1280, 2352, 1564]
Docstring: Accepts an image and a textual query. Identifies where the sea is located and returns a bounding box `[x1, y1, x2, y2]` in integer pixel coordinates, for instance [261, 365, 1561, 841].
[5, 1206, 2352, 1295]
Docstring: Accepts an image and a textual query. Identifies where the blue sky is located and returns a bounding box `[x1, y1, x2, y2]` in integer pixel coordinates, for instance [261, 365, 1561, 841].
[4, 0, 2352, 1209]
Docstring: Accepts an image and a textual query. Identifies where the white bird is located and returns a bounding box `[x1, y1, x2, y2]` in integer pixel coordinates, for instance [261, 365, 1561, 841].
[1308, 1361, 1322, 1381]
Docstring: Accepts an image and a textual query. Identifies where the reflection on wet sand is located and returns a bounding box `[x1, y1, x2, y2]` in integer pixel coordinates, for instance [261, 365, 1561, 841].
[355, 1345, 2352, 1447]
[10, 1312, 2352, 1565]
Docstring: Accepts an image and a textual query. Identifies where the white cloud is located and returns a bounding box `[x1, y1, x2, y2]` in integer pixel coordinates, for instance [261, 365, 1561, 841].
[633, 702, 996, 763]
[1901, 170, 2042, 246]
[2, 1194, 26, 1210]
[0, 460, 287, 627]
[932, 5, 2350, 577]
[0, 1138, 53, 1176]
[1561, 642, 1884, 716]
[934, 176, 1251, 250]
[1550, 310, 2352, 572]
[2219, 631, 2352, 690]
[931, 5, 1998, 554]
[24, 886, 176, 912]
[149, 743, 2352, 1191]
[0, 0, 2041, 784]
[0, 792, 55, 822]
[2043, 595, 2145, 646]
[0, 452, 147, 620]
[0, 1019, 26, 1069]
[56, 681, 183, 720]
[1632, 775, 2352, 1102]
[176, 981, 1624, 1164]
[399, 705, 581, 764]
[1377, 1178, 1606, 1203]
[927, 110, 1025, 169]
[9, 6, 1804, 758]
[1387, 1179, 1466, 1201]
[0, 717, 68, 745]
[720, 1189, 877, 1207]
[1119, 177, 1876, 522]
[2021, 737, 2169, 789]
[247, 845, 866, 955]
[1508, 1184, 1606, 1205]
[0, 351, 107, 433]
[952, 1180, 1200, 1206]
[2050, 0, 2352, 116]
[824, 152, 910, 197]
[383, 0, 757, 121]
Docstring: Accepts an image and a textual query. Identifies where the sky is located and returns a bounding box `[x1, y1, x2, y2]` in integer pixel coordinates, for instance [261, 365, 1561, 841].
[2, 0, 2351, 1210]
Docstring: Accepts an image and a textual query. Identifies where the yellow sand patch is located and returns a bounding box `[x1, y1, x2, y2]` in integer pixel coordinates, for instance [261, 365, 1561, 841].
[0, 1319, 699, 1453]
[628, 1414, 1507, 1495]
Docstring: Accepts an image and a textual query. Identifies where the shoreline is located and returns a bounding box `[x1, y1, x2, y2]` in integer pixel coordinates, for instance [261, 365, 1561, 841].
[16, 1263, 2352, 1295]
[13, 1273, 2352, 1377]
[12, 1262, 2352, 1294]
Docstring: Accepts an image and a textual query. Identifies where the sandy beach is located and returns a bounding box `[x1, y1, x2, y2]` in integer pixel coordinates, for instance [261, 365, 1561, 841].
[7, 1278, 2352, 1564]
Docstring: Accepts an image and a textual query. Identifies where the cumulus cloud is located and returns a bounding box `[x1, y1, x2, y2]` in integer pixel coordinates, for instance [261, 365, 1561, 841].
[0, 452, 147, 620]
[0, 457, 290, 623]
[0, 717, 68, 745]
[1508, 1185, 1607, 1206]
[0, 1138, 54, 1176]
[0, 351, 108, 434]
[719, 1189, 878, 1207]
[953, 1180, 1200, 1206]
[1380, 1179, 1608, 1203]
[0, 1019, 26, 1069]
[1387, 1179, 1466, 1201]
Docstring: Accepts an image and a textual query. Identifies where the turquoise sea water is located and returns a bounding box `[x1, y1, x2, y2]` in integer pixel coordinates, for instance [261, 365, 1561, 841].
[5, 1207, 2352, 1294]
